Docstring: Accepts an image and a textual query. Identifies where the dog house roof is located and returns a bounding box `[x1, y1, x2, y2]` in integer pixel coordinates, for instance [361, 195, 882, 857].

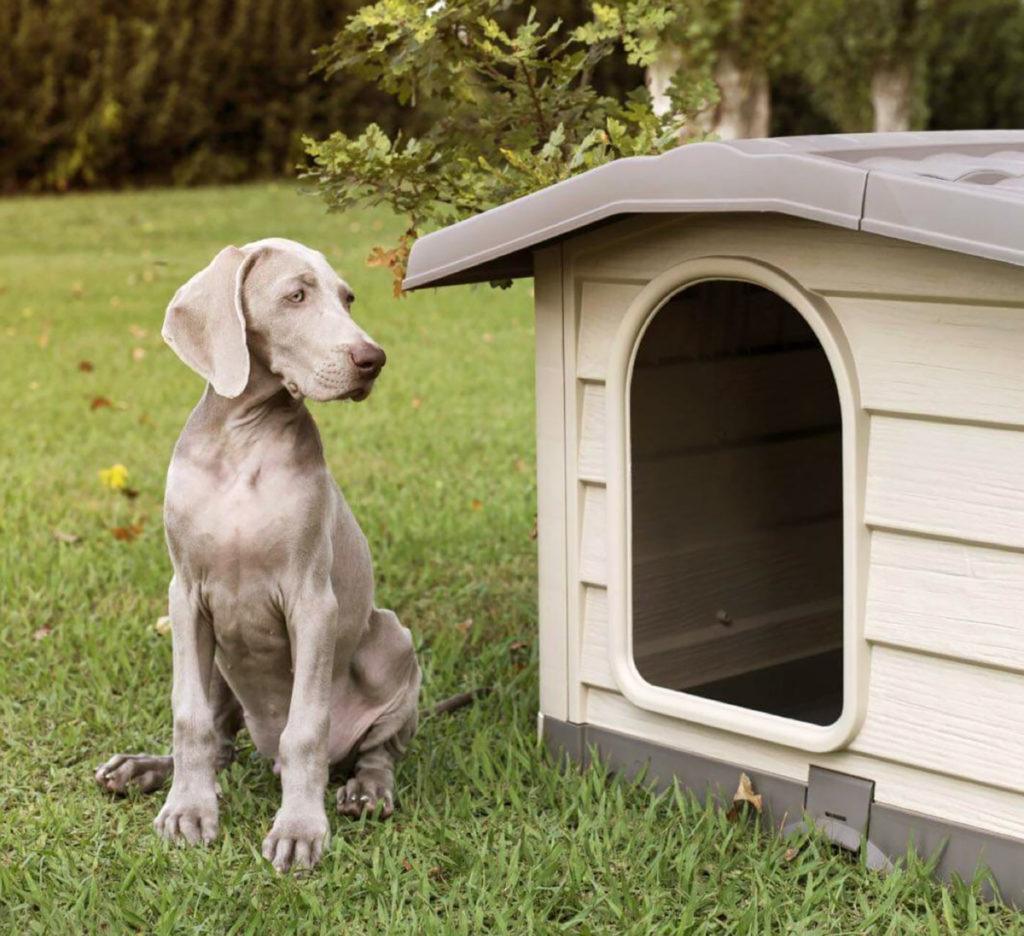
[403, 131, 1024, 290]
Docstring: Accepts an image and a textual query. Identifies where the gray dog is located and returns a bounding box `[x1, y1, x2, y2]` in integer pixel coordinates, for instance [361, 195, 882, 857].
[95, 239, 421, 872]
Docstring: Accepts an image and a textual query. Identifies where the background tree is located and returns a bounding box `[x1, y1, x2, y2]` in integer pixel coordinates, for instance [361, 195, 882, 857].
[646, 0, 799, 140]
[303, 0, 717, 293]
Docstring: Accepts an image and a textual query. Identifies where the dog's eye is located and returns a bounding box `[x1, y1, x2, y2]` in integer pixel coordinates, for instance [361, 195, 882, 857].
[286, 289, 305, 303]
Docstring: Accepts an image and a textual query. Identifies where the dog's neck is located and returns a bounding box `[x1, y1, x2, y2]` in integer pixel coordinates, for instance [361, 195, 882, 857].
[194, 358, 312, 457]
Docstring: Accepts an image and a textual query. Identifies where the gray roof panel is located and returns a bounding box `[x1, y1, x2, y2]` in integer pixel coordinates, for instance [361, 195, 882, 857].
[403, 131, 1024, 290]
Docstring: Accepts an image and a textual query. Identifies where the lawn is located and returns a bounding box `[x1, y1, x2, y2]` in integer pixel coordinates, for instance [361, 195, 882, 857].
[0, 183, 1020, 934]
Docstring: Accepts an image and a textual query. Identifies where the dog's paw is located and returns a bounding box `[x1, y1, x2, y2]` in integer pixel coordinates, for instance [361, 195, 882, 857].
[336, 773, 394, 819]
[262, 807, 329, 872]
[95, 753, 173, 796]
[154, 788, 219, 846]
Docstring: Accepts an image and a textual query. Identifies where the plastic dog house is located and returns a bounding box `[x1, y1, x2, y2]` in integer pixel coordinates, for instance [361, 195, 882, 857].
[404, 132, 1024, 900]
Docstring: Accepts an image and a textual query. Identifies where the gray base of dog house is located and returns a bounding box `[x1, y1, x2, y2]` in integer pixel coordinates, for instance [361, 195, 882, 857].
[542, 716, 1022, 907]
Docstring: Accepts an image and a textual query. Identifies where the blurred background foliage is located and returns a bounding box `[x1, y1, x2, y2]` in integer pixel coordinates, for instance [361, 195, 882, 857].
[1, 0, 1022, 194]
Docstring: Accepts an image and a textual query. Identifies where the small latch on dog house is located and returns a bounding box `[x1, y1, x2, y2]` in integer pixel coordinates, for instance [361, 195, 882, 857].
[785, 766, 893, 871]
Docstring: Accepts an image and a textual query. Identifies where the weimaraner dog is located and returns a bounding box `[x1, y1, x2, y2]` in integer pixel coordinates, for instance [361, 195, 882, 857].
[94, 238, 421, 872]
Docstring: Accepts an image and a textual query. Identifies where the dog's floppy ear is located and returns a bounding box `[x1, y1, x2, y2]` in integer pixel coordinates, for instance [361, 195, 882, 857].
[162, 246, 262, 399]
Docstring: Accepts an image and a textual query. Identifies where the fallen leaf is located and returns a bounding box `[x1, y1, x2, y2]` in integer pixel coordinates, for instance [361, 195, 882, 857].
[411, 397, 421, 410]
[785, 846, 800, 861]
[52, 529, 81, 545]
[32, 625, 53, 641]
[37, 321, 51, 349]
[129, 323, 147, 339]
[78, 360, 94, 372]
[154, 615, 171, 635]
[469, 499, 483, 512]
[401, 859, 412, 872]
[111, 523, 144, 541]
[481, 333, 494, 343]
[455, 618, 474, 633]
[132, 347, 146, 362]
[510, 640, 529, 652]
[529, 517, 538, 540]
[514, 459, 528, 473]
[138, 412, 150, 424]
[732, 772, 763, 813]
[89, 396, 113, 411]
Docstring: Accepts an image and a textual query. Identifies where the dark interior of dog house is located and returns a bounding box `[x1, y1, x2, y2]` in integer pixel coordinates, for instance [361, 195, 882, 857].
[630, 281, 844, 726]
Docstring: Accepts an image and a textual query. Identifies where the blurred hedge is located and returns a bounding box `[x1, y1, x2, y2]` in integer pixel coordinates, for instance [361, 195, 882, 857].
[0, 0, 392, 191]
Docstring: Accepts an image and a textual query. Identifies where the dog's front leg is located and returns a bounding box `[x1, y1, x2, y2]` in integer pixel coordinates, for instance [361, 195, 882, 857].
[154, 577, 220, 845]
[262, 590, 338, 872]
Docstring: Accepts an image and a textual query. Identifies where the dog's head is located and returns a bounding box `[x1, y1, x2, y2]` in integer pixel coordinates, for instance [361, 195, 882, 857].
[162, 238, 384, 402]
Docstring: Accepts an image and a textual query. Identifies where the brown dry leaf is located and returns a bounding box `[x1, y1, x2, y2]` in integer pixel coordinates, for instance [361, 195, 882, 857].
[37, 321, 51, 349]
[89, 395, 113, 410]
[732, 772, 763, 813]
[785, 846, 800, 862]
[510, 640, 529, 652]
[138, 412, 150, 425]
[154, 615, 171, 635]
[111, 523, 144, 541]
[401, 859, 412, 872]
[129, 323, 147, 339]
[469, 499, 483, 512]
[411, 397, 421, 410]
[132, 347, 146, 362]
[52, 529, 81, 545]
[481, 333, 494, 343]
[455, 618, 474, 633]
[514, 459, 528, 473]
[529, 517, 538, 540]
[32, 625, 53, 641]
[78, 360, 94, 372]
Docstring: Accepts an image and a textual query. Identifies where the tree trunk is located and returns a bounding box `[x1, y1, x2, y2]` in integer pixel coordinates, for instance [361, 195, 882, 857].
[646, 41, 685, 118]
[647, 44, 770, 140]
[871, 62, 914, 132]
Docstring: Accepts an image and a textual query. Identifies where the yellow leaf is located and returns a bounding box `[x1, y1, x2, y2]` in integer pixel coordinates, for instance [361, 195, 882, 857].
[732, 772, 763, 813]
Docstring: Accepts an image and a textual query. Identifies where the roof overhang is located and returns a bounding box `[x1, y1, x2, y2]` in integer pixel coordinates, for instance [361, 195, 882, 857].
[403, 131, 1024, 291]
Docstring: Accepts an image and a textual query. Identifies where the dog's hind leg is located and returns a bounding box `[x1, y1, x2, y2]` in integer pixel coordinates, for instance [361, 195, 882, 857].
[94, 664, 243, 796]
[334, 608, 420, 819]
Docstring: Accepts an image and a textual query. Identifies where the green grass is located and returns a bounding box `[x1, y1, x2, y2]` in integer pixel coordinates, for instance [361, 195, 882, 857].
[0, 183, 1020, 934]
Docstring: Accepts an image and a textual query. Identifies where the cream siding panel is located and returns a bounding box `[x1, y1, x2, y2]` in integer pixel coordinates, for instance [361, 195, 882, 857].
[836, 296, 1024, 425]
[578, 383, 606, 483]
[850, 646, 1024, 793]
[866, 531, 1024, 672]
[866, 415, 1024, 549]
[580, 586, 615, 690]
[567, 214, 1024, 305]
[576, 281, 644, 380]
[533, 246, 570, 721]
[580, 483, 608, 586]
[585, 688, 1024, 842]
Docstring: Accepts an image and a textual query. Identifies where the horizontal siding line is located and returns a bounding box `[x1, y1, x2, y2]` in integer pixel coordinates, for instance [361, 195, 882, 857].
[818, 288, 1024, 310]
[866, 407, 1024, 435]
[866, 523, 1024, 558]
[867, 635, 1024, 678]
[578, 376, 607, 388]
[572, 274, 650, 287]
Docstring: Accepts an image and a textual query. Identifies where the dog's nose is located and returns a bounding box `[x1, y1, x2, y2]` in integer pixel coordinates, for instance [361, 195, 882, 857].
[349, 343, 386, 378]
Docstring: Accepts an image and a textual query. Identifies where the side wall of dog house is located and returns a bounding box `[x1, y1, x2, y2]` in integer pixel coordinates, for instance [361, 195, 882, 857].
[537, 212, 1024, 846]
